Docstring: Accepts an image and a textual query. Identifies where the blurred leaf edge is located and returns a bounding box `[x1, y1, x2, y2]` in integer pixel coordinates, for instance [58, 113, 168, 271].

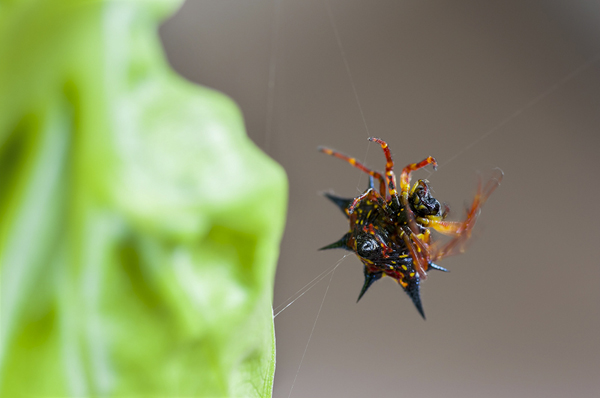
[0, 0, 287, 397]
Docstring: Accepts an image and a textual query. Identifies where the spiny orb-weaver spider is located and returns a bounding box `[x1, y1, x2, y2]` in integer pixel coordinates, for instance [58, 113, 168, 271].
[319, 137, 502, 319]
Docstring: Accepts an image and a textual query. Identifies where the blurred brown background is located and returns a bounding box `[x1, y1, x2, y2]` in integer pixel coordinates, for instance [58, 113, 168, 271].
[160, 1, 600, 397]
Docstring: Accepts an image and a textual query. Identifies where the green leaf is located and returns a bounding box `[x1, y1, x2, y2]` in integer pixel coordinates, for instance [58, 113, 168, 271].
[0, 0, 287, 396]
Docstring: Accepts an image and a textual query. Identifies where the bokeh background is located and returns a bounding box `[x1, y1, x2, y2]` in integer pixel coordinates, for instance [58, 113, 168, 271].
[160, 1, 600, 397]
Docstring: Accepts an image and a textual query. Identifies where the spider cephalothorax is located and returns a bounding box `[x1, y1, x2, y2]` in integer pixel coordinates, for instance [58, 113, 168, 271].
[319, 137, 502, 318]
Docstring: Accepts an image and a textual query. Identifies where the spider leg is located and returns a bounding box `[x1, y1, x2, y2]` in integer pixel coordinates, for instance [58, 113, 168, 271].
[429, 217, 476, 262]
[400, 156, 438, 195]
[348, 187, 390, 218]
[368, 137, 400, 204]
[318, 146, 387, 196]
[401, 226, 431, 280]
[430, 170, 503, 261]
[368, 175, 375, 190]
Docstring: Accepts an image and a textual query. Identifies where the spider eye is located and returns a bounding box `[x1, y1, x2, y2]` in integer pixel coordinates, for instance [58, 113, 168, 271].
[356, 235, 381, 259]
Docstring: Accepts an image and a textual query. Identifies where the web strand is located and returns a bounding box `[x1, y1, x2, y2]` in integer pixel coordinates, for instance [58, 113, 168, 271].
[324, 0, 374, 191]
[274, 254, 348, 318]
[324, 0, 371, 139]
[264, 0, 283, 152]
[287, 266, 336, 398]
[439, 53, 600, 169]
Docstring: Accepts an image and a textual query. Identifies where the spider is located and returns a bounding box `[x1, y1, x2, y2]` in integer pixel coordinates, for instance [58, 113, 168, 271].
[318, 137, 502, 318]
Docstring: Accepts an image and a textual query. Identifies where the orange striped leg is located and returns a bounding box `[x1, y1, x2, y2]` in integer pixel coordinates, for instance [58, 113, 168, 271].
[368, 137, 399, 203]
[429, 205, 479, 261]
[348, 188, 390, 218]
[401, 226, 431, 279]
[431, 169, 503, 261]
[318, 146, 387, 196]
[399, 156, 438, 195]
